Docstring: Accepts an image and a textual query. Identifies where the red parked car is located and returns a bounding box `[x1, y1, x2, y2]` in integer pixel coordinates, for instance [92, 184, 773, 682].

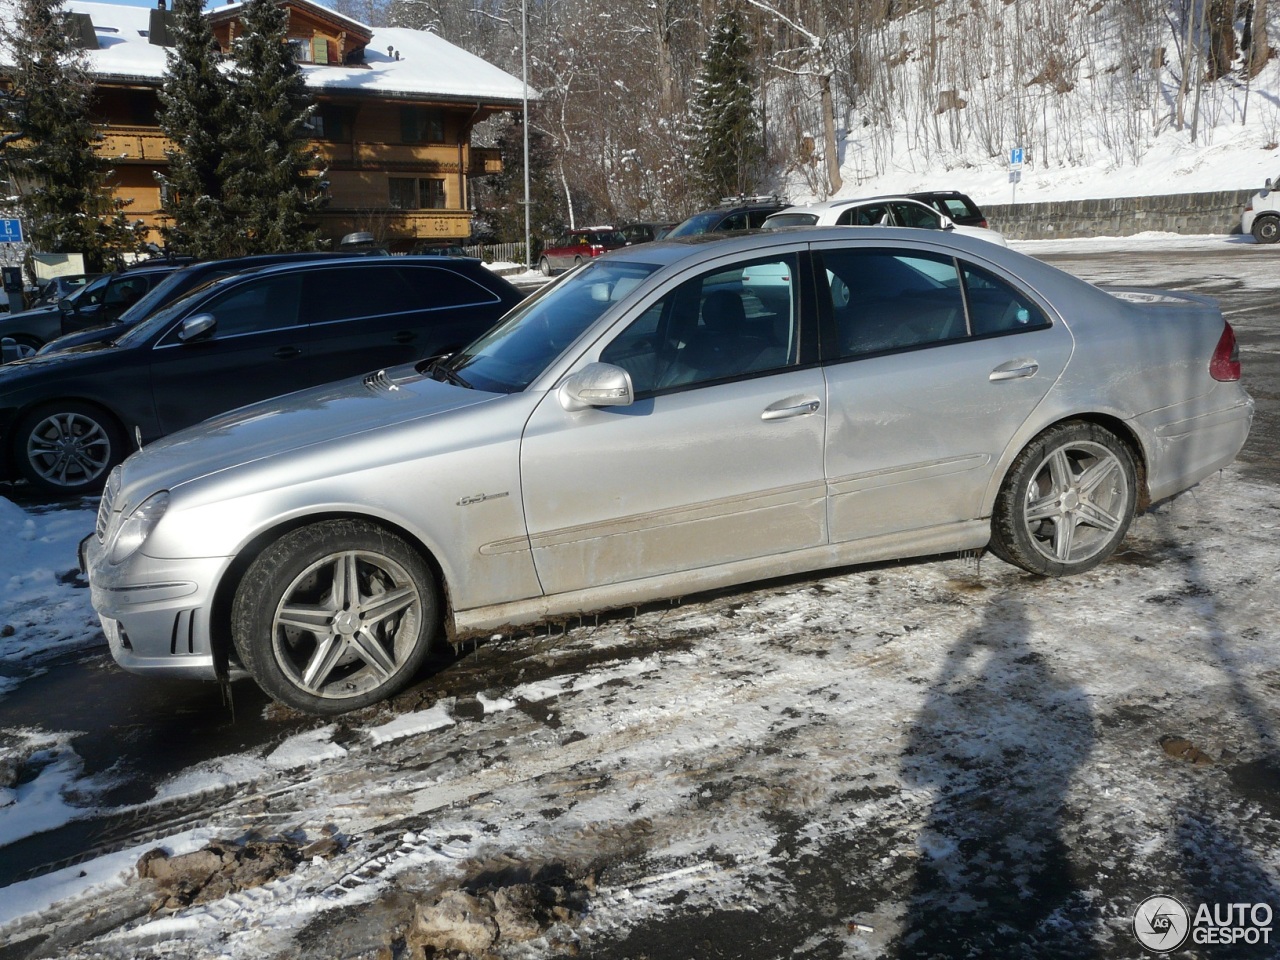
[539, 227, 628, 275]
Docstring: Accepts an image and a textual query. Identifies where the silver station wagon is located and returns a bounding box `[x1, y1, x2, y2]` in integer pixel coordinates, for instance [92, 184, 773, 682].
[83, 228, 1253, 714]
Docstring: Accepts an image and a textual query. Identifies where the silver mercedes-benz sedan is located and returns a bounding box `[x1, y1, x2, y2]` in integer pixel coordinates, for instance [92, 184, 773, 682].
[83, 228, 1253, 714]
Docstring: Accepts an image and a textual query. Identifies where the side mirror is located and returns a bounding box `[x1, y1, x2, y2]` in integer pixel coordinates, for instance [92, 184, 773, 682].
[939, 214, 956, 230]
[178, 313, 216, 342]
[58, 298, 74, 315]
[1267, 178, 1274, 191]
[558, 362, 634, 412]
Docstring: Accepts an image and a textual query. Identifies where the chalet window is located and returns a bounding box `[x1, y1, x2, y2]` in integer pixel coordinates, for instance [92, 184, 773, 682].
[129, 91, 159, 126]
[421, 178, 446, 209]
[400, 107, 445, 144]
[305, 105, 351, 141]
[388, 178, 448, 210]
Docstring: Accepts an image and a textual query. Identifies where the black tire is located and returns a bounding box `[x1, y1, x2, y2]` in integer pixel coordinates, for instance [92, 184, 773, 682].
[231, 519, 440, 714]
[1253, 215, 1280, 244]
[573, 255, 584, 267]
[989, 421, 1137, 577]
[539, 257, 553, 276]
[15, 402, 125, 496]
[4, 334, 42, 361]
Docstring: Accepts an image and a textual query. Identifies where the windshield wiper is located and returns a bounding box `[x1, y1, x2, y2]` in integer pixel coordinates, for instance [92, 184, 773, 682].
[427, 358, 472, 389]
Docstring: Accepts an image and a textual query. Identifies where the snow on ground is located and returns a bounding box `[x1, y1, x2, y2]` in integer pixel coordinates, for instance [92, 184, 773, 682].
[1, 462, 1277, 958]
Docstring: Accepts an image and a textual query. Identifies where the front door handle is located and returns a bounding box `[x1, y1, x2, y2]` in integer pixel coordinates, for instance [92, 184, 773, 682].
[274, 346, 303, 360]
[989, 359, 1039, 381]
[393, 331, 417, 343]
[762, 395, 822, 421]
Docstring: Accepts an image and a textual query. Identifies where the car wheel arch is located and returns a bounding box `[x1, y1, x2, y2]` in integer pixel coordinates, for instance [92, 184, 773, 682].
[981, 411, 1151, 523]
[208, 509, 455, 678]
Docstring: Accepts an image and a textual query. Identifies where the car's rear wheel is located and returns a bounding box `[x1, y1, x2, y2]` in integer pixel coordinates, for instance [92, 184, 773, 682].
[539, 257, 552, 276]
[989, 421, 1136, 577]
[573, 255, 584, 267]
[1253, 215, 1280, 243]
[231, 520, 440, 714]
[15, 402, 124, 496]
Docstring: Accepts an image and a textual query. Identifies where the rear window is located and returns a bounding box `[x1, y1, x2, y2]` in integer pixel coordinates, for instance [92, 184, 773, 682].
[764, 213, 818, 228]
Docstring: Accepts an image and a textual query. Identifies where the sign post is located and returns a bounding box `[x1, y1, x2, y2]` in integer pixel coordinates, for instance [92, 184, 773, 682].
[1009, 148, 1024, 204]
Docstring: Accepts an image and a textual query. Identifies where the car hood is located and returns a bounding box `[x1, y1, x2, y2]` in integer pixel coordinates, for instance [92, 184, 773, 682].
[0, 303, 59, 326]
[118, 364, 501, 500]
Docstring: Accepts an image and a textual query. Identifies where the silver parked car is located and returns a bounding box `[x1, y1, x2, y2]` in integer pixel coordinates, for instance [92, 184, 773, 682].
[83, 228, 1253, 714]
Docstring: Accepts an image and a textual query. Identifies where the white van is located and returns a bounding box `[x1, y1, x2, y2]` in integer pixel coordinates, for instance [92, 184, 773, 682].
[1241, 179, 1280, 242]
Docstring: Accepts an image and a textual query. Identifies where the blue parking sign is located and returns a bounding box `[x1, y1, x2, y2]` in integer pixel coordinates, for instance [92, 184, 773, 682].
[1010, 147, 1025, 167]
[0, 219, 23, 243]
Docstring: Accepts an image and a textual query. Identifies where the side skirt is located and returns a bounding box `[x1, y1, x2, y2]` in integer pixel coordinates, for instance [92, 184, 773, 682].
[450, 519, 991, 639]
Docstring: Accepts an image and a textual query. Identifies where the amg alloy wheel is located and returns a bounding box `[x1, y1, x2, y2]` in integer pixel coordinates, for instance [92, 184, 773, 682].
[232, 520, 439, 714]
[990, 421, 1137, 577]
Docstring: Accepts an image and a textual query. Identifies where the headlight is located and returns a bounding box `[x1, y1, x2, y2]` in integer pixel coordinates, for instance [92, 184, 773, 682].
[109, 491, 170, 564]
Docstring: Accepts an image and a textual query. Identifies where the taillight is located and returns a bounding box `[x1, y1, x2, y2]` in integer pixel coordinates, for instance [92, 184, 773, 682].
[1210, 321, 1241, 381]
[978, 218, 989, 229]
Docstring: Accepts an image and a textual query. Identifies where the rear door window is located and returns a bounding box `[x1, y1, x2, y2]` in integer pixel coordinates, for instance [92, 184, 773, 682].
[300, 264, 418, 324]
[820, 249, 966, 357]
[818, 247, 1051, 359]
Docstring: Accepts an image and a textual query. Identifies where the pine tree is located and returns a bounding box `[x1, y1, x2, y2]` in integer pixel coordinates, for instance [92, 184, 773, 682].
[157, 0, 235, 257]
[0, 0, 144, 270]
[220, 0, 326, 254]
[472, 115, 562, 245]
[688, 3, 764, 205]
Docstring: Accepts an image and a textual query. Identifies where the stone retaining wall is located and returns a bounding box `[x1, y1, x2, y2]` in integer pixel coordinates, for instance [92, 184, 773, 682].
[982, 188, 1256, 240]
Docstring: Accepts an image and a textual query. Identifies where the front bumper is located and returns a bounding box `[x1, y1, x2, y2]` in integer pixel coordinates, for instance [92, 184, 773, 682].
[81, 532, 231, 680]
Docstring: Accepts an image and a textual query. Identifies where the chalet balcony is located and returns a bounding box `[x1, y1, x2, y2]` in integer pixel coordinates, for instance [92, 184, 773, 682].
[314, 142, 502, 175]
[96, 126, 172, 163]
[93, 129, 502, 178]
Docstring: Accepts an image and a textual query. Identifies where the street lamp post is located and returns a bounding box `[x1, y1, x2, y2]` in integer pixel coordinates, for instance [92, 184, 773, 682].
[522, 0, 531, 272]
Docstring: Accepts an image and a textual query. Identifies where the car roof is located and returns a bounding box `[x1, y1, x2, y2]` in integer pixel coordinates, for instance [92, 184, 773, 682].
[598, 224, 1009, 267]
[184, 254, 520, 297]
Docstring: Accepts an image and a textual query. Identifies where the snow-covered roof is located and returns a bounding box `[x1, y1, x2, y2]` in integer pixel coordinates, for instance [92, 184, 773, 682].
[31, 1, 531, 106]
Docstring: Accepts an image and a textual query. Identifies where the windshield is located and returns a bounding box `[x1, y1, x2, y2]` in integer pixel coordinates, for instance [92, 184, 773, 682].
[763, 213, 818, 229]
[114, 269, 187, 326]
[112, 275, 233, 347]
[68, 273, 111, 305]
[442, 259, 660, 393]
[664, 211, 723, 239]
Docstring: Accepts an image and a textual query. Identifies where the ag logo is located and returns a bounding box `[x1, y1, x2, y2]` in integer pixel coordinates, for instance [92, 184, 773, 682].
[1134, 895, 1191, 952]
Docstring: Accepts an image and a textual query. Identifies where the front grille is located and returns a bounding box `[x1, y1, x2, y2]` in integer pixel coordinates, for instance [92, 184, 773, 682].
[95, 488, 113, 541]
[96, 467, 120, 542]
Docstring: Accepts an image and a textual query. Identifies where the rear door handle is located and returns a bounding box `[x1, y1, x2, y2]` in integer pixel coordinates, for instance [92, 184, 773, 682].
[989, 359, 1039, 381]
[274, 346, 303, 360]
[762, 396, 822, 420]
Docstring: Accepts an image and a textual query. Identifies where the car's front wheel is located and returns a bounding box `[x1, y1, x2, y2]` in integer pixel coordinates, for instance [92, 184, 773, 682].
[539, 257, 552, 276]
[989, 421, 1137, 577]
[231, 520, 440, 714]
[15, 402, 124, 496]
[1253, 215, 1280, 243]
[3, 334, 42, 361]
